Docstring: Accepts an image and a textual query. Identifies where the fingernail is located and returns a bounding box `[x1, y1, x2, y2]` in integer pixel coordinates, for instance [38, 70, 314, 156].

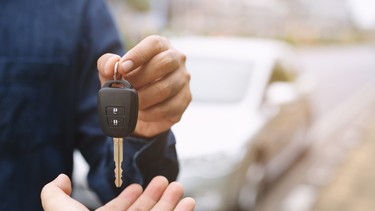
[121, 60, 134, 74]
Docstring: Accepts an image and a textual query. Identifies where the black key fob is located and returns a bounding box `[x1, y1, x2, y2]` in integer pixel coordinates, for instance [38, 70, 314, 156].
[98, 80, 138, 137]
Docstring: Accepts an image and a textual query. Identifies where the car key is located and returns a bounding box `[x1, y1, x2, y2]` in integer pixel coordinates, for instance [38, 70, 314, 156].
[98, 62, 138, 187]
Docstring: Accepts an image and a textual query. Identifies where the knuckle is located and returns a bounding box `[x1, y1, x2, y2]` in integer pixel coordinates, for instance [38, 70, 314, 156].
[187, 89, 193, 104]
[170, 48, 186, 64]
[184, 70, 191, 82]
[167, 110, 181, 124]
[180, 52, 187, 63]
[149, 35, 168, 52]
[173, 49, 186, 63]
[182, 86, 193, 111]
[170, 113, 182, 123]
[160, 52, 179, 69]
[158, 80, 172, 99]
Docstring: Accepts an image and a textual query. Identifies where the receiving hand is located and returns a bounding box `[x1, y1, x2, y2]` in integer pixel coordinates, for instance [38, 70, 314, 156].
[97, 35, 192, 138]
[41, 174, 195, 211]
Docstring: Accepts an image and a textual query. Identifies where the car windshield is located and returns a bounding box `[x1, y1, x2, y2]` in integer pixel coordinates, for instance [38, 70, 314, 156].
[187, 57, 253, 103]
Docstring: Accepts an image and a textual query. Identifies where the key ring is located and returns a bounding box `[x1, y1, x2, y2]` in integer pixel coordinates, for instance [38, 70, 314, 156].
[114, 61, 119, 81]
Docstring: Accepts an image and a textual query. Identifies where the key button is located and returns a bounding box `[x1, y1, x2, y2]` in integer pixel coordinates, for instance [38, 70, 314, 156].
[108, 117, 124, 127]
[107, 107, 125, 115]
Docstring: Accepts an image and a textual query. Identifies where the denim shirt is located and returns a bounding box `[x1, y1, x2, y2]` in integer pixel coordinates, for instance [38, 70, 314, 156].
[0, 0, 178, 210]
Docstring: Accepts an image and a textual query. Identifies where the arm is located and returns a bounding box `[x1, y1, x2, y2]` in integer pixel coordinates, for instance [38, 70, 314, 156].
[74, 0, 189, 203]
[95, 35, 192, 200]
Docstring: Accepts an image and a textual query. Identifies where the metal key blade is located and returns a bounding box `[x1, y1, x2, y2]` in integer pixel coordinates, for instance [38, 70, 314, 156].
[113, 137, 123, 187]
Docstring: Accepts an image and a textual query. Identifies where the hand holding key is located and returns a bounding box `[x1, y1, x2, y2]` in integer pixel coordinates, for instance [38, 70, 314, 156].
[97, 35, 192, 138]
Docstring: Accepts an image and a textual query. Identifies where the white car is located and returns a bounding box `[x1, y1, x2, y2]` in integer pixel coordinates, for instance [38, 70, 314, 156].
[170, 36, 315, 211]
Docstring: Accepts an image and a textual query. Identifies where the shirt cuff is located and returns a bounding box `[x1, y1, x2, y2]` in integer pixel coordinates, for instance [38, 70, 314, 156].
[127, 129, 179, 187]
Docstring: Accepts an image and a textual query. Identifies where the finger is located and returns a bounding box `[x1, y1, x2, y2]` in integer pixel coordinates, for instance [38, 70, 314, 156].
[125, 49, 184, 89]
[150, 182, 184, 211]
[174, 197, 196, 211]
[128, 176, 169, 211]
[97, 53, 121, 84]
[138, 83, 192, 123]
[118, 35, 171, 75]
[41, 174, 72, 196]
[137, 67, 188, 110]
[98, 184, 143, 211]
[41, 174, 88, 211]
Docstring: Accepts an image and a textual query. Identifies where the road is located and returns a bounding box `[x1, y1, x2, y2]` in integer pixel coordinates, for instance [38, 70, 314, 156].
[255, 43, 375, 211]
[299, 44, 375, 118]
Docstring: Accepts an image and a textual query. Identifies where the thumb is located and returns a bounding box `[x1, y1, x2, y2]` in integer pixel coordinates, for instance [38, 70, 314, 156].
[52, 174, 72, 195]
[41, 174, 88, 211]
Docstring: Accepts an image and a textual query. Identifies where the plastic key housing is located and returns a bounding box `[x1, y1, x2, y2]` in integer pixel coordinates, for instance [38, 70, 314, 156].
[98, 80, 138, 137]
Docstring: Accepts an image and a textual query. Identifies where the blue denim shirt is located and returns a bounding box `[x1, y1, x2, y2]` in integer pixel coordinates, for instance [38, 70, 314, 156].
[0, 0, 178, 210]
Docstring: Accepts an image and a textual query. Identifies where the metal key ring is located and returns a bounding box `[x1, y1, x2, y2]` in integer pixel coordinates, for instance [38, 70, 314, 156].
[114, 61, 119, 81]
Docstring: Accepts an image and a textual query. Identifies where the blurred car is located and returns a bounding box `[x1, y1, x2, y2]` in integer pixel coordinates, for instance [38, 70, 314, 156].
[170, 36, 315, 211]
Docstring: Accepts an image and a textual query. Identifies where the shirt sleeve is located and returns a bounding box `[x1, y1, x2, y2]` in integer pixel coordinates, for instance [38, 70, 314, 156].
[73, 0, 178, 204]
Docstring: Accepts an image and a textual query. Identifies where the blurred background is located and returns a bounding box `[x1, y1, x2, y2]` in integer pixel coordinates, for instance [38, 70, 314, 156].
[74, 0, 375, 211]
[108, 0, 375, 46]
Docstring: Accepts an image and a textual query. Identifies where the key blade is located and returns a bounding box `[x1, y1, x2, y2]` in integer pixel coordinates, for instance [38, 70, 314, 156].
[113, 137, 123, 187]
